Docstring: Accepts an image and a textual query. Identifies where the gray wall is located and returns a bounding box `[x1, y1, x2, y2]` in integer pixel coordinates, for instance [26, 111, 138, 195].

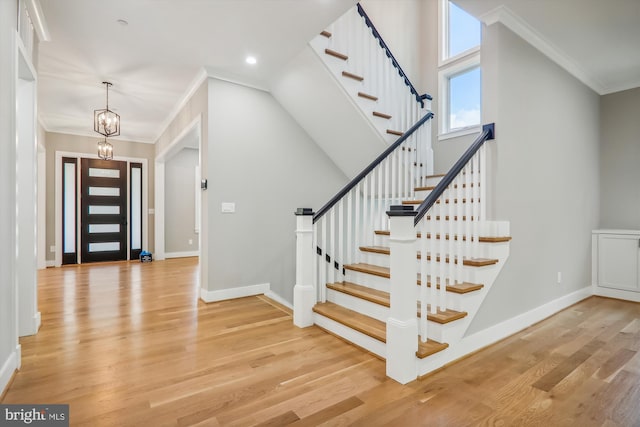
[44, 132, 156, 260]
[206, 78, 348, 302]
[600, 87, 640, 229]
[165, 147, 199, 253]
[466, 23, 600, 334]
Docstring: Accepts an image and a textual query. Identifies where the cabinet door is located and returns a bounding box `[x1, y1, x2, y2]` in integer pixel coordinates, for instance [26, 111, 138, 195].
[598, 234, 640, 291]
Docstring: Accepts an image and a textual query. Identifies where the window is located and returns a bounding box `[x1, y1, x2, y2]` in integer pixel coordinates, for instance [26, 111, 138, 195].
[444, 1, 481, 61]
[439, 0, 481, 138]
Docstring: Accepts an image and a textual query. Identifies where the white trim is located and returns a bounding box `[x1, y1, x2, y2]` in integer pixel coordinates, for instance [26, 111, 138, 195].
[45, 260, 55, 268]
[54, 151, 149, 266]
[0, 345, 20, 397]
[264, 290, 293, 310]
[438, 125, 481, 141]
[164, 251, 199, 259]
[24, 0, 50, 42]
[417, 285, 593, 376]
[593, 287, 640, 303]
[200, 283, 271, 303]
[204, 68, 270, 93]
[155, 114, 202, 262]
[154, 68, 207, 143]
[479, 5, 606, 95]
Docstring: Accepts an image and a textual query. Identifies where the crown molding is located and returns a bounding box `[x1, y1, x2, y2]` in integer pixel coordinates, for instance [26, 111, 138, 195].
[480, 5, 607, 95]
[153, 68, 208, 144]
[25, 0, 50, 42]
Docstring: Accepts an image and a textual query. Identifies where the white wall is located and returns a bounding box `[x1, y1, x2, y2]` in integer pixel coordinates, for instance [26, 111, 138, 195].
[205, 78, 348, 303]
[599, 87, 640, 229]
[0, 0, 20, 395]
[465, 23, 600, 334]
[165, 147, 199, 254]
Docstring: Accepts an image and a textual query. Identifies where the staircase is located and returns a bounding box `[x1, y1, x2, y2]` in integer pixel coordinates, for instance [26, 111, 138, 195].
[291, 4, 511, 384]
[310, 171, 511, 364]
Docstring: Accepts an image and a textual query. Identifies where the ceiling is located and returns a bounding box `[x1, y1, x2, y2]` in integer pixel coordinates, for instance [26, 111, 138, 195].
[37, 0, 357, 143]
[36, 0, 640, 144]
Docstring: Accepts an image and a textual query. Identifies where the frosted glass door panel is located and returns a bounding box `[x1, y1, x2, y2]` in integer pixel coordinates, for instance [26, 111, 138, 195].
[89, 168, 120, 178]
[88, 242, 120, 252]
[89, 224, 120, 233]
[89, 186, 120, 196]
[89, 205, 120, 215]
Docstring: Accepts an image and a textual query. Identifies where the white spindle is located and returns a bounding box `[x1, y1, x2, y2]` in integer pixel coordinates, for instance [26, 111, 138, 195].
[329, 208, 336, 285]
[420, 221, 428, 341]
[347, 191, 353, 264]
[338, 199, 344, 279]
[355, 182, 361, 263]
[313, 222, 319, 300]
[319, 216, 327, 302]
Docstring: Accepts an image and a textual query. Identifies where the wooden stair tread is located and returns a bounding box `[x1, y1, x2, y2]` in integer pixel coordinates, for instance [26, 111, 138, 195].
[344, 263, 484, 294]
[417, 279, 484, 294]
[359, 246, 499, 267]
[373, 111, 392, 119]
[358, 92, 378, 101]
[417, 340, 449, 359]
[327, 282, 389, 307]
[314, 302, 386, 342]
[313, 302, 449, 359]
[386, 129, 403, 136]
[342, 71, 364, 81]
[325, 48, 348, 60]
[402, 198, 479, 205]
[374, 230, 512, 243]
[414, 183, 477, 192]
[327, 282, 468, 324]
[344, 263, 390, 278]
[320, 30, 332, 38]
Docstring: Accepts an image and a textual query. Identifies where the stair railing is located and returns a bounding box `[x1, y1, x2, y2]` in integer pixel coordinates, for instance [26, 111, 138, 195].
[412, 123, 495, 342]
[312, 112, 433, 302]
[313, 3, 431, 139]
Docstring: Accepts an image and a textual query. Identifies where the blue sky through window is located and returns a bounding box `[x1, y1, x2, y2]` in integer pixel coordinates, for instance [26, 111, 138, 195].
[450, 66, 481, 129]
[448, 2, 481, 58]
[446, 1, 481, 130]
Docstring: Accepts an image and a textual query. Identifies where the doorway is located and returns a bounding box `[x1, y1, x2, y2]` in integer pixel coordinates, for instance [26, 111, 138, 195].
[80, 158, 127, 262]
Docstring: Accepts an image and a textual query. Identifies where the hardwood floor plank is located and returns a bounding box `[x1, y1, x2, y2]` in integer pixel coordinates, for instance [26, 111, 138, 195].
[4, 261, 640, 425]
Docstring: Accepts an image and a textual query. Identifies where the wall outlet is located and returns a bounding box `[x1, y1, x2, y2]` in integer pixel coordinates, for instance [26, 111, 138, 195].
[557, 272, 562, 284]
[50, 245, 56, 253]
[188, 239, 193, 245]
[221, 202, 235, 213]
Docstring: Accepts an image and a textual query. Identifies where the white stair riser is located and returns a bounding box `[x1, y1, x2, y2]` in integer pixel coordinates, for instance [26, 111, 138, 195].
[327, 288, 470, 343]
[313, 312, 386, 359]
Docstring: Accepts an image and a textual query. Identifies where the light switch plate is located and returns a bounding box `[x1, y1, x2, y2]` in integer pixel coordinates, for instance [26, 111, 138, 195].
[221, 202, 235, 213]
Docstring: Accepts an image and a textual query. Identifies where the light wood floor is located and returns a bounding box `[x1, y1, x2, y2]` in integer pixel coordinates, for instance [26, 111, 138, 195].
[3, 258, 640, 426]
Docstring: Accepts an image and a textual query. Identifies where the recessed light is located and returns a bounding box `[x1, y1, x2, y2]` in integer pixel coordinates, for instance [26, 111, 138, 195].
[117, 19, 128, 26]
[245, 56, 257, 65]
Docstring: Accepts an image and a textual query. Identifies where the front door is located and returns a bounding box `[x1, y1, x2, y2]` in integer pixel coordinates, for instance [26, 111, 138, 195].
[80, 158, 127, 262]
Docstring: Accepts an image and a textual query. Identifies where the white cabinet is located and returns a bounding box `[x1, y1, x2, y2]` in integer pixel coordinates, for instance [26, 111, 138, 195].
[592, 230, 640, 301]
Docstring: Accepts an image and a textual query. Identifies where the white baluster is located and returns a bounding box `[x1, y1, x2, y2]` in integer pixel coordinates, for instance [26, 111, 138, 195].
[347, 190, 353, 265]
[338, 198, 344, 281]
[319, 216, 327, 302]
[329, 207, 336, 285]
[420, 220, 428, 341]
[355, 182, 361, 264]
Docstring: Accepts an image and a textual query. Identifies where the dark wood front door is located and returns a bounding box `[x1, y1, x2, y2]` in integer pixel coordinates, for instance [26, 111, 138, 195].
[80, 158, 127, 263]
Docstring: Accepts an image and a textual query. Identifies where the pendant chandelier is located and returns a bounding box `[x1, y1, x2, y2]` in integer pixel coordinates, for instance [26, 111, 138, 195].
[97, 138, 113, 160]
[94, 82, 120, 137]
[93, 81, 119, 160]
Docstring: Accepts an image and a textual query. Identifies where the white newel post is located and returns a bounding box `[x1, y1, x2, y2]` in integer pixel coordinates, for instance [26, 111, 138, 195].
[386, 205, 418, 384]
[294, 208, 315, 328]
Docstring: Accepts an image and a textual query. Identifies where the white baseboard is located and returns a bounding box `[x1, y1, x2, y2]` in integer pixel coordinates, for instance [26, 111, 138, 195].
[593, 286, 640, 303]
[45, 260, 55, 268]
[165, 251, 200, 259]
[418, 285, 593, 376]
[200, 283, 270, 303]
[18, 311, 41, 337]
[0, 345, 20, 397]
[263, 290, 293, 310]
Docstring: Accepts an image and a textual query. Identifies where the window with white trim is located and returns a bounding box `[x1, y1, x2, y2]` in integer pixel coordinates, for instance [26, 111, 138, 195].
[439, 0, 482, 138]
